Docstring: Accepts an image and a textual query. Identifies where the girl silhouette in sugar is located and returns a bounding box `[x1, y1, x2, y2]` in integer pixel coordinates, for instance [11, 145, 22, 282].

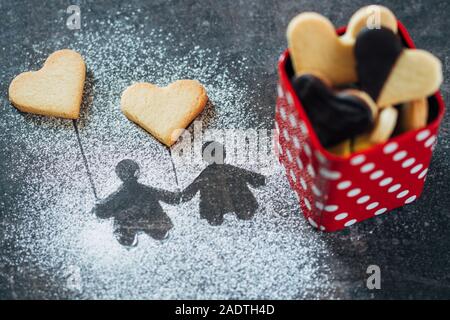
[181, 141, 266, 226]
[94, 159, 179, 247]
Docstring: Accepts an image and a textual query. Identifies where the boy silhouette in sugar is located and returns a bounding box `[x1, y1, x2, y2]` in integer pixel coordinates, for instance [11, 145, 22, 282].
[94, 159, 179, 247]
[181, 141, 266, 225]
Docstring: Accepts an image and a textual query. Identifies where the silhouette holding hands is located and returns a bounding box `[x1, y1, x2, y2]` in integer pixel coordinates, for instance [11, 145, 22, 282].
[181, 141, 266, 225]
[94, 159, 179, 247]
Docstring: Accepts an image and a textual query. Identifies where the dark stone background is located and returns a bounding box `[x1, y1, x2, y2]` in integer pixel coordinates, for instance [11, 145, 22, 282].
[0, 0, 449, 299]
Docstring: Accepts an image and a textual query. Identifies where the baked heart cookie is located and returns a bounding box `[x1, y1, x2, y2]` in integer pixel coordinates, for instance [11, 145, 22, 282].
[328, 104, 398, 155]
[353, 106, 398, 152]
[9, 49, 86, 119]
[355, 27, 443, 107]
[121, 80, 208, 147]
[400, 98, 429, 132]
[292, 74, 377, 148]
[287, 5, 397, 86]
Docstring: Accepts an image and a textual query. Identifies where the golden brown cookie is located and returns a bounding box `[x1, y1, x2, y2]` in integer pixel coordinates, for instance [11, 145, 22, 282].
[378, 51, 441, 107]
[121, 80, 208, 147]
[9, 49, 86, 119]
[353, 106, 398, 152]
[287, 5, 397, 86]
[355, 27, 443, 108]
[400, 98, 429, 132]
[322, 89, 379, 156]
[341, 89, 379, 119]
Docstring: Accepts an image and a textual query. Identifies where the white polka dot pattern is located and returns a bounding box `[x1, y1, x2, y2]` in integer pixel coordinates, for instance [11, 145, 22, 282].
[361, 163, 375, 173]
[303, 144, 312, 157]
[350, 155, 366, 165]
[410, 164, 423, 174]
[312, 185, 321, 196]
[324, 205, 338, 212]
[319, 168, 341, 180]
[315, 151, 327, 164]
[418, 168, 428, 179]
[308, 217, 318, 228]
[277, 85, 284, 98]
[366, 202, 379, 210]
[307, 164, 315, 178]
[383, 142, 398, 154]
[379, 177, 393, 187]
[315, 202, 324, 210]
[274, 78, 438, 232]
[276, 141, 283, 155]
[289, 114, 297, 128]
[424, 135, 436, 148]
[300, 178, 307, 191]
[370, 170, 384, 180]
[283, 128, 290, 141]
[375, 208, 388, 216]
[357, 195, 370, 204]
[286, 92, 294, 106]
[337, 181, 351, 190]
[397, 190, 409, 199]
[295, 156, 303, 170]
[335, 213, 348, 221]
[402, 158, 415, 168]
[388, 184, 401, 193]
[299, 122, 308, 135]
[416, 130, 430, 141]
[304, 198, 311, 211]
[393, 151, 407, 161]
[286, 149, 293, 163]
[290, 170, 296, 183]
[279, 107, 287, 121]
[344, 219, 357, 227]
[347, 188, 361, 197]
[293, 136, 300, 149]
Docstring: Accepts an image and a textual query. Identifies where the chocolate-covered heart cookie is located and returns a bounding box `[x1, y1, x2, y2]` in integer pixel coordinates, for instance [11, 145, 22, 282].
[354, 27, 403, 102]
[355, 27, 443, 107]
[292, 74, 376, 148]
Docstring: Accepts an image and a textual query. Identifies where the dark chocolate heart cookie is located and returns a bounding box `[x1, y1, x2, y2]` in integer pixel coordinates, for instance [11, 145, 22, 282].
[355, 27, 442, 107]
[292, 74, 375, 148]
[354, 27, 403, 102]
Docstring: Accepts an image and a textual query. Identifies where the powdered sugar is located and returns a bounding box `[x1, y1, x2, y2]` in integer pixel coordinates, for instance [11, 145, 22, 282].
[1, 14, 337, 299]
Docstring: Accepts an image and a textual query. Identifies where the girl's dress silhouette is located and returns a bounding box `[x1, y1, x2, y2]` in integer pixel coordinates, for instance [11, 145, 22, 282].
[94, 159, 178, 246]
[181, 142, 266, 225]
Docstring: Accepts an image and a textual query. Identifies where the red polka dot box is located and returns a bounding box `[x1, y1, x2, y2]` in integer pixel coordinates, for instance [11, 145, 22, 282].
[275, 22, 446, 232]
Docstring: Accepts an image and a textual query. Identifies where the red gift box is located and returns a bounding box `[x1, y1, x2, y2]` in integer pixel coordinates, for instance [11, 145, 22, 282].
[275, 22, 446, 232]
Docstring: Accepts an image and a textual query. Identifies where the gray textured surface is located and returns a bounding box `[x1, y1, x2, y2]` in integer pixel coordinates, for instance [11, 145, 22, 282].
[0, 0, 449, 299]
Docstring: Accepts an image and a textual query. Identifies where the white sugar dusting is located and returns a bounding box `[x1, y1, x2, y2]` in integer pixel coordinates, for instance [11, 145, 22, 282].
[1, 13, 337, 299]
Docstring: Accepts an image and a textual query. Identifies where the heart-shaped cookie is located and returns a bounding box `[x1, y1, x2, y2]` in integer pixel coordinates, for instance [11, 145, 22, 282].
[292, 74, 377, 148]
[353, 106, 398, 152]
[9, 49, 86, 119]
[400, 98, 428, 132]
[287, 5, 397, 86]
[121, 80, 208, 147]
[355, 27, 443, 107]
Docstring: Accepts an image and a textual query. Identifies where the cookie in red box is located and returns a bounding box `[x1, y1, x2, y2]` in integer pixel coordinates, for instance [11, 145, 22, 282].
[275, 5, 445, 231]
